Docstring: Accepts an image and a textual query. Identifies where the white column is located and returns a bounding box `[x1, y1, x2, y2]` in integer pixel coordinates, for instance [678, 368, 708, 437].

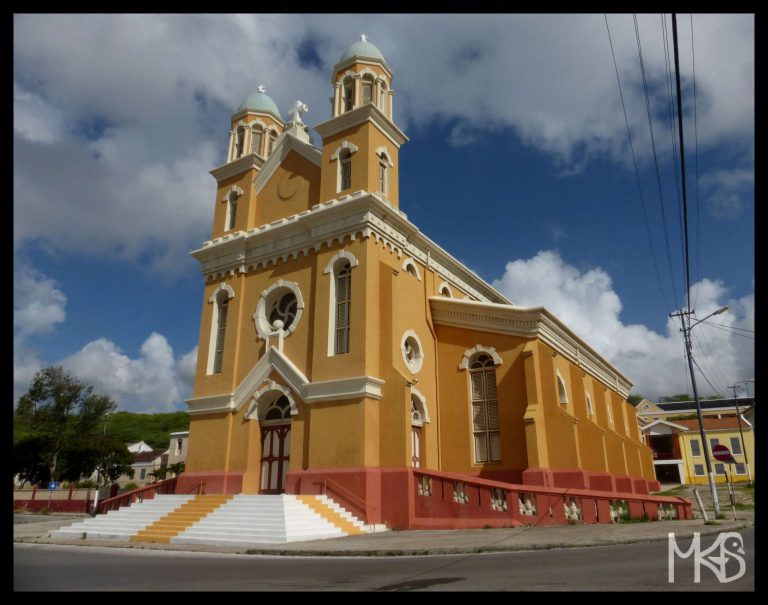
[227, 130, 235, 162]
[333, 83, 341, 117]
[388, 91, 393, 119]
[243, 127, 251, 157]
[354, 77, 360, 109]
[376, 79, 382, 112]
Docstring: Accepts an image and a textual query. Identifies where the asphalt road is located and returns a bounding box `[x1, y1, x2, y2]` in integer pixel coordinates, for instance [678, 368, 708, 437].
[14, 528, 754, 591]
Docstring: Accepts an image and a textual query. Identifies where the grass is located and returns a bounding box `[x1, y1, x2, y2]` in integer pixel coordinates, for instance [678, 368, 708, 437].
[656, 486, 686, 496]
[732, 502, 754, 510]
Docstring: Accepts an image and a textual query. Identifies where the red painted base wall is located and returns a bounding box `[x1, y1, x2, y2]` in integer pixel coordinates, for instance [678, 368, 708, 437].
[177, 466, 690, 529]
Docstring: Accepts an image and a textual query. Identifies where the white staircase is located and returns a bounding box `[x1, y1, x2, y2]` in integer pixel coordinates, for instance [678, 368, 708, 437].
[48, 495, 195, 541]
[172, 494, 365, 547]
[48, 494, 387, 546]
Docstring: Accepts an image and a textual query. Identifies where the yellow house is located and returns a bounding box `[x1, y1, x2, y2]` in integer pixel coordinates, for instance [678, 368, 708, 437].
[638, 398, 755, 486]
[178, 37, 673, 527]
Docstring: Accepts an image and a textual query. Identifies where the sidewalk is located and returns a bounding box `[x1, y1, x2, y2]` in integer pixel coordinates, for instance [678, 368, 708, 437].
[14, 510, 754, 557]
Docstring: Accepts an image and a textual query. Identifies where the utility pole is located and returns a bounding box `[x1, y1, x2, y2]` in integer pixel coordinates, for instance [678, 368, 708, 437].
[727, 384, 752, 483]
[670, 307, 725, 518]
[670, 14, 722, 518]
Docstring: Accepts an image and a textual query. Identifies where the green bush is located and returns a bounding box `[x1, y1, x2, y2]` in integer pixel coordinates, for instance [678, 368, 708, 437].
[122, 482, 139, 491]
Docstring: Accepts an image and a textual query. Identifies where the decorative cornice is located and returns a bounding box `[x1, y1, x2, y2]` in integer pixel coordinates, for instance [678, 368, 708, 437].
[185, 347, 384, 416]
[429, 297, 633, 398]
[331, 57, 393, 81]
[254, 130, 322, 195]
[210, 154, 265, 183]
[313, 103, 408, 148]
[189, 192, 509, 305]
[230, 108, 285, 128]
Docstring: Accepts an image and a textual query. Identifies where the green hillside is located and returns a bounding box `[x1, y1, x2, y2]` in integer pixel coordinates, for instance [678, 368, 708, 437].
[105, 411, 189, 450]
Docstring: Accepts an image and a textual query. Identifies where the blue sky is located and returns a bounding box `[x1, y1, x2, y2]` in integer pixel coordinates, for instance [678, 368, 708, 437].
[14, 14, 754, 412]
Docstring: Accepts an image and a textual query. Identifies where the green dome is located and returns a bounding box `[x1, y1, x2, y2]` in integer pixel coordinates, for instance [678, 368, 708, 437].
[237, 89, 281, 118]
[339, 37, 386, 63]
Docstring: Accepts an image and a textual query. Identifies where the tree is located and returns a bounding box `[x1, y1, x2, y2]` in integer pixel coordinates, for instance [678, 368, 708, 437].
[148, 466, 168, 482]
[627, 394, 645, 406]
[167, 461, 185, 478]
[14, 366, 117, 483]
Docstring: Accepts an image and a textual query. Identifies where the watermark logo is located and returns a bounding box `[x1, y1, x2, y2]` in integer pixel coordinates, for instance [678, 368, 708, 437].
[668, 532, 746, 583]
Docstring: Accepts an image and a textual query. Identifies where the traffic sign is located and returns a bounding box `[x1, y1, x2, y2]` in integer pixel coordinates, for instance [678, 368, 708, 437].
[48, 481, 59, 491]
[712, 444, 734, 463]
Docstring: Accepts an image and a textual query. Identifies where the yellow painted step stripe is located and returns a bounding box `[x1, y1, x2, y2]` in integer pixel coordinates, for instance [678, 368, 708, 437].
[131, 494, 233, 544]
[296, 495, 364, 535]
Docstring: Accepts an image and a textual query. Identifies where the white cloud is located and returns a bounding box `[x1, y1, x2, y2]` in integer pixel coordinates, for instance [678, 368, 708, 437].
[492, 250, 754, 400]
[13, 14, 753, 275]
[701, 168, 754, 220]
[14, 266, 67, 339]
[55, 334, 198, 413]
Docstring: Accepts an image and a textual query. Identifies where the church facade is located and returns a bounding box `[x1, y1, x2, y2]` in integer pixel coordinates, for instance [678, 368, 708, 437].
[178, 38, 686, 527]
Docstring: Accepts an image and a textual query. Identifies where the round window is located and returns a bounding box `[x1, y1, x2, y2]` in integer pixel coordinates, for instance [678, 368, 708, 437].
[401, 330, 424, 374]
[254, 280, 304, 340]
[268, 292, 297, 331]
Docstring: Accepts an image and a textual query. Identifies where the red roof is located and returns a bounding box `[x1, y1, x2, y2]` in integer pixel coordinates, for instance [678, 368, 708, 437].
[133, 450, 164, 464]
[674, 417, 750, 431]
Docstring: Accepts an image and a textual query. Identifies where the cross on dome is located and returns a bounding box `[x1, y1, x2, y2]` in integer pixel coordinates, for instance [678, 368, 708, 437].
[360, 33, 368, 42]
[288, 100, 309, 124]
[257, 84, 266, 93]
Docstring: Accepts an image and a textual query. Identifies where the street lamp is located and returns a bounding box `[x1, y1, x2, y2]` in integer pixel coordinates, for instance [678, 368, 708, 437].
[670, 305, 728, 519]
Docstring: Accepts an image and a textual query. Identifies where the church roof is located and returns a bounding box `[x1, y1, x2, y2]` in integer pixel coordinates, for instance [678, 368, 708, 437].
[339, 37, 386, 63]
[237, 89, 281, 118]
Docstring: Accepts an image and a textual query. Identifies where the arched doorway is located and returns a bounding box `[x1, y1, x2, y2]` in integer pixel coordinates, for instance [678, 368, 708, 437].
[260, 395, 292, 494]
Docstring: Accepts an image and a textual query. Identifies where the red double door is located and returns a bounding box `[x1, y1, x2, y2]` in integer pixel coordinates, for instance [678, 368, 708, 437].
[260, 424, 291, 494]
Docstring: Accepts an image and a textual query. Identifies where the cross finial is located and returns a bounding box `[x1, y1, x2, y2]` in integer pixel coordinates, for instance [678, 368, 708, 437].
[257, 84, 266, 93]
[288, 100, 309, 125]
[360, 33, 368, 42]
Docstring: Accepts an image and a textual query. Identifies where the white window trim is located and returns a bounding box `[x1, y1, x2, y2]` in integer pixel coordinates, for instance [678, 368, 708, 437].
[694, 464, 705, 476]
[734, 463, 747, 475]
[556, 371, 569, 405]
[458, 345, 502, 370]
[253, 280, 305, 341]
[401, 330, 424, 374]
[375, 146, 394, 167]
[223, 186, 243, 232]
[606, 396, 614, 425]
[729, 437, 743, 456]
[244, 380, 298, 421]
[331, 141, 359, 193]
[411, 386, 430, 424]
[401, 258, 421, 281]
[324, 251, 359, 356]
[437, 281, 454, 298]
[690, 438, 702, 457]
[206, 283, 235, 375]
[586, 392, 594, 417]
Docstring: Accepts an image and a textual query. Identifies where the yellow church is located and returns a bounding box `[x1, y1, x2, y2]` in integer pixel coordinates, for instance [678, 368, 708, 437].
[178, 36, 689, 527]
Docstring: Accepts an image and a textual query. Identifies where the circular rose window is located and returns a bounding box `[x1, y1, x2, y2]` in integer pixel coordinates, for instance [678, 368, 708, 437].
[254, 280, 304, 340]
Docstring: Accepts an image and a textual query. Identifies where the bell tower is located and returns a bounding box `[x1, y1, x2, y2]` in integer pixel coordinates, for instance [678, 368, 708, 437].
[209, 85, 285, 239]
[314, 35, 408, 206]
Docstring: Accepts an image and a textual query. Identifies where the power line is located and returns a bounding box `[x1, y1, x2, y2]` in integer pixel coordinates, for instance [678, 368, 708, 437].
[634, 14, 681, 309]
[660, 14, 687, 284]
[700, 320, 754, 333]
[603, 14, 671, 312]
[692, 332, 731, 394]
[690, 14, 702, 309]
[691, 356, 724, 396]
[699, 321, 755, 340]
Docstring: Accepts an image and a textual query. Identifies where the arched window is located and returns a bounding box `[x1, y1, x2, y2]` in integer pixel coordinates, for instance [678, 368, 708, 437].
[234, 126, 246, 159]
[251, 126, 263, 156]
[263, 395, 292, 423]
[339, 149, 352, 191]
[343, 77, 355, 112]
[212, 291, 229, 374]
[362, 75, 374, 105]
[324, 251, 359, 356]
[557, 374, 568, 405]
[334, 261, 351, 354]
[266, 130, 276, 157]
[227, 191, 238, 231]
[469, 353, 501, 463]
[378, 156, 387, 195]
